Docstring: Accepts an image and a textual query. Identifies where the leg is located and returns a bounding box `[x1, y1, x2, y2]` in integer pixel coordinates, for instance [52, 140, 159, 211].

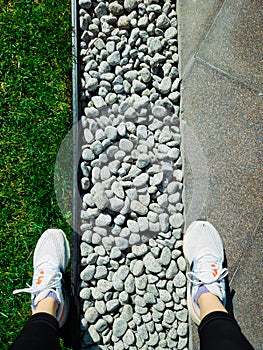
[183, 221, 254, 350]
[9, 312, 60, 350]
[10, 229, 70, 350]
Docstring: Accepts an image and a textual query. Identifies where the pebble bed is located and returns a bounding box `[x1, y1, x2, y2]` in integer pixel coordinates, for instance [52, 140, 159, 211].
[77, 1, 188, 349]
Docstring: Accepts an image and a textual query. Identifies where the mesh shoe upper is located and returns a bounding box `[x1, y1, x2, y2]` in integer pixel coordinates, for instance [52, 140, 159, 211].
[183, 221, 228, 325]
[13, 229, 70, 327]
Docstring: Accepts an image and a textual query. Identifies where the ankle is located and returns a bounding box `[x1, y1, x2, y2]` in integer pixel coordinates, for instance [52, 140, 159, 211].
[34, 296, 59, 318]
[198, 292, 228, 320]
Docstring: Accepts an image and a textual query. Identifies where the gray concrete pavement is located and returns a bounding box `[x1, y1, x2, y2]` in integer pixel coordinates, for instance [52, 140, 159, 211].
[178, 0, 263, 348]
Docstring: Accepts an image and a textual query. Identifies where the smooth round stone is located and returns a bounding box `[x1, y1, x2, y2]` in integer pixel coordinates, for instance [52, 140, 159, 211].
[140, 67, 151, 83]
[129, 233, 141, 245]
[94, 266, 107, 279]
[169, 213, 184, 228]
[133, 173, 149, 187]
[136, 154, 150, 169]
[168, 327, 177, 340]
[159, 289, 172, 302]
[132, 243, 148, 257]
[80, 265, 95, 281]
[163, 310, 175, 324]
[124, 274, 135, 294]
[109, 197, 124, 211]
[82, 149, 95, 161]
[100, 166, 111, 181]
[95, 300, 106, 315]
[110, 246, 122, 259]
[144, 292, 155, 304]
[112, 182, 125, 199]
[153, 299, 165, 312]
[116, 265, 130, 280]
[113, 318, 128, 338]
[91, 96, 106, 109]
[132, 260, 145, 277]
[159, 129, 173, 143]
[127, 220, 139, 233]
[94, 318, 107, 332]
[80, 287, 91, 300]
[177, 256, 186, 271]
[132, 80, 147, 92]
[166, 260, 178, 279]
[177, 322, 188, 337]
[94, 245, 106, 256]
[173, 271, 186, 287]
[135, 274, 147, 290]
[85, 325, 100, 344]
[167, 181, 180, 194]
[91, 287, 104, 300]
[105, 126, 118, 140]
[107, 51, 121, 66]
[119, 138, 134, 152]
[95, 213, 112, 227]
[165, 27, 177, 40]
[97, 279, 113, 293]
[159, 213, 169, 232]
[137, 217, 149, 232]
[130, 200, 148, 215]
[118, 15, 130, 29]
[147, 332, 159, 346]
[112, 274, 123, 292]
[147, 211, 159, 223]
[106, 299, 120, 313]
[152, 105, 167, 118]
[157, 193, 168, 207]
[86, 77, 98, 92]
[176, 309, 188, 322]
[159, 246, 172, 266]
[143, 252, 162, 273]
[150, 172, 163, 186]
[121, 304, 133, 322]
[115, 237, 128, 250]
[114, 214, 126, 225]
[123, 329, 135, 346]
[91, 140, 104, 155]
[119, 291, 129, 304]
[85, 307, 99, 323]
[117, 122, 127, 136]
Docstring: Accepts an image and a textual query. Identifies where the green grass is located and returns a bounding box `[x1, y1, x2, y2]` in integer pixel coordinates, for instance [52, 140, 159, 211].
[0, 0, 72, 348]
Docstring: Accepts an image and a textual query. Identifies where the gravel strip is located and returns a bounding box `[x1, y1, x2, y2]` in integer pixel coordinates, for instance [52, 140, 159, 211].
[78, 1, 187, 349]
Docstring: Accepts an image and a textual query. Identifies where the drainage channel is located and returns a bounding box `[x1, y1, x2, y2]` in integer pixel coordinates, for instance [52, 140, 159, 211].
[71, 1, 187, 349]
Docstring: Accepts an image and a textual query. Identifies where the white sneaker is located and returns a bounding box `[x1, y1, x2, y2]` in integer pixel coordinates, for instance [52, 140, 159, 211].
[13, 229, 70, 327]
[183, 221, 228, 325]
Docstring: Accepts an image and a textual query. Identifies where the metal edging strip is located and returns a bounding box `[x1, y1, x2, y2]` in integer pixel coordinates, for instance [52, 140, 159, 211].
[71, 0, 81, 348]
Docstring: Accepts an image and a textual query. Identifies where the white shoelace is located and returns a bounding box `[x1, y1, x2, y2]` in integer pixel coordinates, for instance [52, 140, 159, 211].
[186, 253, 228, 286]
[13, 268, 62, 296]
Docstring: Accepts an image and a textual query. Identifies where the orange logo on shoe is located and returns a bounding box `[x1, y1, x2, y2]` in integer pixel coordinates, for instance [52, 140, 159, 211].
[36, 270, 45, 285]
[211, 264, 218, 277]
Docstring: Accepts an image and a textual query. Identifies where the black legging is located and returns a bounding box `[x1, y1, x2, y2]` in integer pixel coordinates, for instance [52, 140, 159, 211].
[9, 313, 60, 350]
[199, 311, 254, 350]
[9, 311, 254, 350]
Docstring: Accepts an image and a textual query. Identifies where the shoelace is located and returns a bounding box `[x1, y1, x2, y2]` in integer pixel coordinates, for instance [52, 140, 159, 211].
[13, 268, 62, 296]
[186, 253, 228, 285]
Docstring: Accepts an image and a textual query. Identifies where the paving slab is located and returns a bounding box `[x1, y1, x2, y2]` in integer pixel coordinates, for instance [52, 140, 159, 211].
[181, 60, 262, 277]
[177, 0, 224, 76]
[178, 0, 263, 348]
[230, 216, 263, 350]
[197, 0, 263, 91]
